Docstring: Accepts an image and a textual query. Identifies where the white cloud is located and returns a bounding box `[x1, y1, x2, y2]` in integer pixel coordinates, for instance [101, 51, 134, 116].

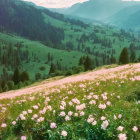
[22, 0, 89, 8]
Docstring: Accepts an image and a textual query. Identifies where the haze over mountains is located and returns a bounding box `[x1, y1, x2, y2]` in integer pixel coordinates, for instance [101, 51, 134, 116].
[53, 0, 140, 30]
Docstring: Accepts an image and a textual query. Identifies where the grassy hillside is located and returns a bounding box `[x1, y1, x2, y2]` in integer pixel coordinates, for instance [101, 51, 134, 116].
[0, 64, 140, 139]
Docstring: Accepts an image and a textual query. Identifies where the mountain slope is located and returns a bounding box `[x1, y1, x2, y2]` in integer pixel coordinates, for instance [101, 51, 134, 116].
[53, 0, 140, 21]
[108, 5, 140, 30]
[0, 0, 88, 47]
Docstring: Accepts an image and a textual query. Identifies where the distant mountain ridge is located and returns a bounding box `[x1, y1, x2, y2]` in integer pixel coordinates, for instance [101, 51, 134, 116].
[108, 5, 140, 30]
[53, 0, 140, 21]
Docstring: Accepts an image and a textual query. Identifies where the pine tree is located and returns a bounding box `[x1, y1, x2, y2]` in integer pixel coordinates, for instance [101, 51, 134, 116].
[130, 51, 136, 63]
[84, 56, 93, 71]
[79, 57, 84, 66]
[13, 68, 20, 85]
[49, 63, 55, 74]
[119, 47, 129, 64]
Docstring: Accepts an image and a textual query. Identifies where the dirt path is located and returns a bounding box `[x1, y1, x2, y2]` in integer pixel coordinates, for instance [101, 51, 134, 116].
[0, 64, 140, 100]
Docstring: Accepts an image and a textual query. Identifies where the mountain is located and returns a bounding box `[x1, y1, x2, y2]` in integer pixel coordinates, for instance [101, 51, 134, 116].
[0, 0, 140, 84]
[53, 0, 140, 21]
[0, 0, 87, 47]
[108, 5, 140, 30]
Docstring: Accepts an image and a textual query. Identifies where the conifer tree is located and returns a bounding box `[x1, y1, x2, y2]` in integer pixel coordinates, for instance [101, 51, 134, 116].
[84, 56, 93, 71]
[13, 67, 20, 85]
[119, 47, 129, 64]
[130, 51, 136, 63]
[49, 63, 55, 74]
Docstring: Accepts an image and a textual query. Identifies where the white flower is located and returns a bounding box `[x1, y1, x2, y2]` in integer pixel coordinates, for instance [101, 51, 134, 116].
[89, 100, 96, 105]
[106, 101, 111, 106]
[98, 104, 106, 110]
[61, 130, 67, 137]
[65, 115, 71, 121]
[76, 103, 86, 111]
[118, 126, 124, 132]
[132, 126, 138, 132]
[80, 111, 85, 116]
[33, 114, 38, 119]
[59, 111, 66, 117]
[28, 109, 32, 114]
[101, 120, 109, 130]
[114, 115, 117, 120]
[87, 118, 94, 123]
[68, 111, 73, 116]
[74, 113, 78, 117]
[50, 122, 57, 129]
[21, 136, 26, 140]
[69, 102, 73, 106]
[1, 123, 7, 128]
[12, 121, 16, 125]
[60, 105, 65, 110]
[92, 121, 97, 125]
[33, 105, 38, 110]
[118, 133, 127, 140]
[117, 96, 120, 99]
[22, 111, 27, 115]
[20, 114, 26, 120]
[101, 116, 106, 121]
[118, 114, 122, 119]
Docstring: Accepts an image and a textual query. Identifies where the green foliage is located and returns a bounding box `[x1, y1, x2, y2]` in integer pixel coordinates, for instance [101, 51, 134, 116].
[119, 47, 129, 64]
[49, 63, 56, 74]
[7, 81, 14, 90]
[20, 71, 30, 82]
[35, 73, 42, 81]
[84, 56, 93, 71]
[39, 66, 46, 71]
[13, 68, 20, 85]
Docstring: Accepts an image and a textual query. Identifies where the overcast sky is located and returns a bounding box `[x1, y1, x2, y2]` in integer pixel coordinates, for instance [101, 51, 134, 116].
[23, 0, 140, 8]
[23, 0, 89, 8]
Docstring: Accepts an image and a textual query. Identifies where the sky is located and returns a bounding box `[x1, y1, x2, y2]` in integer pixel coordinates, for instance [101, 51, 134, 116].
[23, 0, 140, 8]
[23, 0, 89, 8]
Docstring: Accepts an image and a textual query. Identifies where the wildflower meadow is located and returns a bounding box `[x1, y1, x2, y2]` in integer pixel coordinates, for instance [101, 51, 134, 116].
[0, 64, 140, 140]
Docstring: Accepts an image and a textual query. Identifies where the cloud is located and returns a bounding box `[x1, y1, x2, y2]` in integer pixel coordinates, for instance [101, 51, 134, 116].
[22, 0, 89, 8]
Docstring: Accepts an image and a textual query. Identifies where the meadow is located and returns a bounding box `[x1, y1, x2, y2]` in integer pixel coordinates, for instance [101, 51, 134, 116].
[0, 63, 140, 140]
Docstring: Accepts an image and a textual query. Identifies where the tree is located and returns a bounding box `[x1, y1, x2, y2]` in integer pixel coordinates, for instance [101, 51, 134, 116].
[7, 81, 14, 90]
[13, 68, 20, 85]
[79, 56, 85, 66]
[49, 63, 55, 74]
[130, 51, 136, 63]
[20, 71, 30, 82]
[35, 73, 41, 80]
[84, 56, 93, 71]
[119, 47, 129, 64]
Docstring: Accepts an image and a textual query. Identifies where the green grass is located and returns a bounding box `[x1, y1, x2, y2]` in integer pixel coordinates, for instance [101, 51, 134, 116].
[0, 64, 140, 139]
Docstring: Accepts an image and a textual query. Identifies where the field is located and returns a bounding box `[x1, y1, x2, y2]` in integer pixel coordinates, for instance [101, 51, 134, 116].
[0, 63, 140, 139]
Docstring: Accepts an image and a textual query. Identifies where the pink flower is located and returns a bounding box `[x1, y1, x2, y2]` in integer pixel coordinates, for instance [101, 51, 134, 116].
[21, 136, 26, 140]
[101, 120, 109, 130]
[1, 123, 7, 128]
[118, 133, 127, 140]
[50, 122, 57, 129]
[61, 130, 67, 137]
[132, 126, 138, 132]
[118, 126, 124, 132]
